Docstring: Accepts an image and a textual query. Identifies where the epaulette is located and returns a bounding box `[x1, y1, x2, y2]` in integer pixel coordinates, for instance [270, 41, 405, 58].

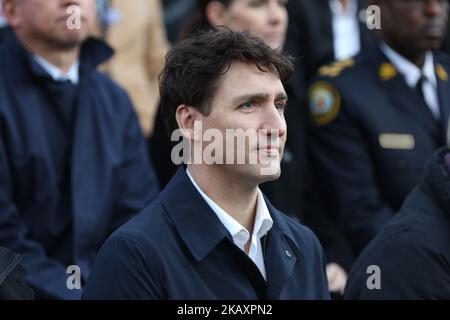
[436, 64, 449, 82]
[318, 58, 355, 78]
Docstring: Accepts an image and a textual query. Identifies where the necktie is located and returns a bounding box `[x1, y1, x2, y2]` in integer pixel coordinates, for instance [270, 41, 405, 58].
[415, 74, 442, 122]
[415, 74, 427, 107]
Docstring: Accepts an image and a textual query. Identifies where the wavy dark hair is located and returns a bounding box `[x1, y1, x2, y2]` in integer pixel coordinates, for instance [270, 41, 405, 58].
[159, 28, 294, 134]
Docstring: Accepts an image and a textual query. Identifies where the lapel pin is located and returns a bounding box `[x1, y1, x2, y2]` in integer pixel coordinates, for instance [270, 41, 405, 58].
[436, 64, 448, 82]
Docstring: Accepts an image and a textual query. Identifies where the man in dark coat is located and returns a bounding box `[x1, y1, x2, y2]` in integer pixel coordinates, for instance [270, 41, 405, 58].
[345, 148, 450, 299]
[0, 0, 159, 299]
[83, 29, 331, 300]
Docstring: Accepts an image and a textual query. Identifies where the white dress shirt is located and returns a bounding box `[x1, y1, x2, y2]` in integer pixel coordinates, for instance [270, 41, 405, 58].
[381, 43, 440, 120]
[329, 0, 361, 61]
[0, 3, 6, 28]
[186, 169, 273, 280]
[33, 55, 80, 85]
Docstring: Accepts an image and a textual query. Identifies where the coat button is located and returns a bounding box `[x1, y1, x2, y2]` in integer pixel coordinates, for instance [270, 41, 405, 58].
[285, 250, 292, 258]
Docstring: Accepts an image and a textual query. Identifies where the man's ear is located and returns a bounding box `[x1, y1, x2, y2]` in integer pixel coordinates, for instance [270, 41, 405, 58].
[175, 104, 204, 142]
[205, 1, 228, 27]
[2, 0, 22, 28]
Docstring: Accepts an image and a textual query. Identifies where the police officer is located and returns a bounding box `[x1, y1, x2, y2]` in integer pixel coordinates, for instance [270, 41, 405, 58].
[307, 0, 450, 283]
[345, 147, 450, 299]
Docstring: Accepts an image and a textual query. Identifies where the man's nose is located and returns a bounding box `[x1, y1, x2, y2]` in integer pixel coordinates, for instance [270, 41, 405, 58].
[261, 105, 287, 138]
[60, 0, 82, 9]
[424, 0, 448, 17]
[268, 2, 286, 26]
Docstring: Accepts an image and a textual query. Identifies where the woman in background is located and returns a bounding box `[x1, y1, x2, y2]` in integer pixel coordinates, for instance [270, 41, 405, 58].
[184, 0, 287, 50]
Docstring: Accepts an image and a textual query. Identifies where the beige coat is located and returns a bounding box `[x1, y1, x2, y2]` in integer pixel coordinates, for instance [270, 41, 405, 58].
[99, 0, 169, 137]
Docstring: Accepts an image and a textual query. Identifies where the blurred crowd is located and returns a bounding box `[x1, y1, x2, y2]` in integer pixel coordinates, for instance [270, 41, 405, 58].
[1, 0, 450, 300]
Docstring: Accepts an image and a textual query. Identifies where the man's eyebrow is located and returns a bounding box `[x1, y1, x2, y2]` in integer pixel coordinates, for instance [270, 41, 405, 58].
[232, 92, 288, 105]
[275, 92, 289, 101]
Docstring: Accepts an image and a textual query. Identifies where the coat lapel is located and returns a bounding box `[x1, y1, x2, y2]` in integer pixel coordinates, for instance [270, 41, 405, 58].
[384, 75, 439, 137]
[374, 48, 440, 138]
[435, 57, 450, 143]
[264, 229, 298, 299]
[158, 167, 231, 262]
[263, 200, 303, 299]
[317, 0, 334, 59]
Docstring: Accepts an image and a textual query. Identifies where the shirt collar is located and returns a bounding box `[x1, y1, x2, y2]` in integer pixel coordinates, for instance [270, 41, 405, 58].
[33, 55, 80, 84]
[186, 169, 273, 241]
[0, 11, 6, 28]
[159, 167, 304, 261]
[380, 43, 437, 88]
[254, 189, 274, 238]
[0, 2, 4, 25]
[329, 0, 358, 16]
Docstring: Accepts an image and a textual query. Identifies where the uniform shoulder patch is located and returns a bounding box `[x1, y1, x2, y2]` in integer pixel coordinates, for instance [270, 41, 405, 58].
[318, 58, 355, 78]
[379, 62, 397, 81]
[308, 81, 341, 126]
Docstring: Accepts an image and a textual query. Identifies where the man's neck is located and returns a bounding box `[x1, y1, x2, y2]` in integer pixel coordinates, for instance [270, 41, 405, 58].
[383, 39, 426, 68]
[15, 33, 81, 74]
[339, 0, 350, 12]
[187, 164, 259, 234]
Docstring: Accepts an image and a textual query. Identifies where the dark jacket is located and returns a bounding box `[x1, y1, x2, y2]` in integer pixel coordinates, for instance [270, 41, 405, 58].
[0, 31, 159, 299]
[345, 148, 450, 299]
[285, 0, 376, 88]
[307, 46, 450, 270]
[0, 27, 6, 45]
[83, 168, 331, 300]
[0, 247, 33, 300]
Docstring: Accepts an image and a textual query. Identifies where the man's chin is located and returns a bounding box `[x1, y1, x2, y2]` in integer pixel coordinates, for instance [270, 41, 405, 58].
[257, 162, 282, 182]
[51, 31, 88, 49]
[260, 172, 281, 184]
[419, 37, 444, 51]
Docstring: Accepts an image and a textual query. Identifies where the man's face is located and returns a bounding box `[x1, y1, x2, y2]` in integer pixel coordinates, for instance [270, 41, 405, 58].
[221, 0, 288, 50]
[378, 0, 449, 55]
[5, 0, 95, 49]
[198, 61, 287, 185]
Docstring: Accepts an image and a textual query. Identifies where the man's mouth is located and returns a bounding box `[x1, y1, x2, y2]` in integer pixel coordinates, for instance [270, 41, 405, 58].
[422, 24, 445, 38]
[257, 146, 280, 157]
